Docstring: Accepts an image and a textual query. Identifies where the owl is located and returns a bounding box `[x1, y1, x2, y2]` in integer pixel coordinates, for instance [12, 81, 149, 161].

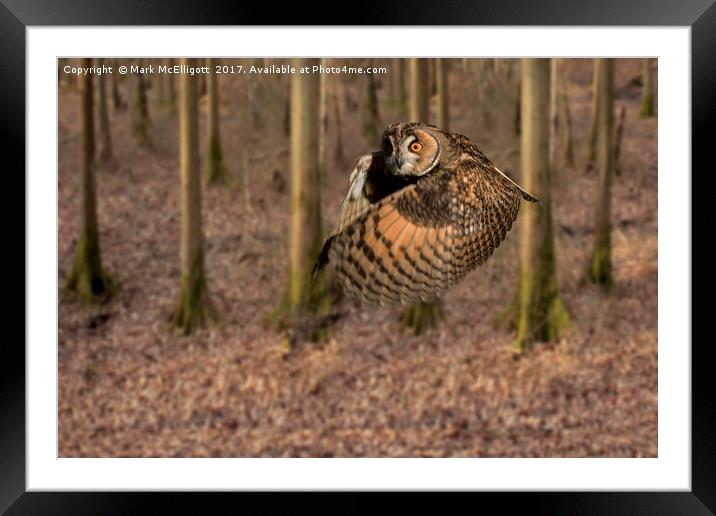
[312, 122, 541, 306]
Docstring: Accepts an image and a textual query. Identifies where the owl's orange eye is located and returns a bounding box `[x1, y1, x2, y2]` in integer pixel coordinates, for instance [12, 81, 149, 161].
[410, 142, 423, 152]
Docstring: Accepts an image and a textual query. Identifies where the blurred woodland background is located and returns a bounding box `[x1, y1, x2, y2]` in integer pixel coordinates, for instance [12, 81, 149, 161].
[58, 58, 657, 457]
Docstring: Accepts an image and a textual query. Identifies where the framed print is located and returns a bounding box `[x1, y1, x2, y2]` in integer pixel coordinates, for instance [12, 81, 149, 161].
[4, 0, 711, 513]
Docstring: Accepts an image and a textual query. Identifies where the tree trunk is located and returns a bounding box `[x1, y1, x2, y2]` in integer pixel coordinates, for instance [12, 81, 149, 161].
[397, 59, 408, 119]
[157, 67, 166, 106]
[247, 64, 262, 130]
[171, 58, 215, 334]
[513, 77, 521, 137]
[403, 58, 441, 333]
[199, 72, 207, 98]
[640, 58, 655, 117]
[283, 80, 291, 137]
[332, 89, 344, 163]
[428, 58, 437, 96]
[387, 59, 396, 100]
[586, 58, 615, 288]
[166, 59, 177, 117]
[285, 58, 328, 322]
[63, 58, 77, 90]
[318, 61, 328, 181]
[409, 58, 429, 122]
[132, 70, 150, 146]
[561, 90, 575, 166]
[362, 67, 381, 143]
[436, 58, 449, 131]
[614, 104, 626, 176]
[64, 58, 114, 304]
[96, 59, 113, 163]
[110, 59, 126, 112]
[203, 58, 226, 185]
[399, 300, 444, 335]
[587, 61, 599, 165]
[548, 59, 559, 178]
[512, 58, 569, 353]
[504, 59, 514, 81]
[482, 58, 496, 80]
[242, 153, 252, 212]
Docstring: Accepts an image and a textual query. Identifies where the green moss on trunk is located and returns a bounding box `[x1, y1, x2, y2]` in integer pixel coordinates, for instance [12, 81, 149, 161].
[512, 209, 570, 354]
[587, 59, 615, 290]
[496, 292, 519, 332]
[64, 233, 115, 304]
[64, 59, 114, 305]
[270, 59, 333, 347]
[170, 248, 217, 335]
[510, 59, 570, 354]
[513, 283, 569, 354]
[204, 135, 226, 185]
[640, 59, 655, 118]
[399, 300, 444, 336]
[586, 233, 613, 289]
[640, 93, 655, 117]
[513, 241, 570, 352]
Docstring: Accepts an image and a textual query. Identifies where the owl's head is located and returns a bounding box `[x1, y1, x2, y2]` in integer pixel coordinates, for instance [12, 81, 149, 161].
[382, 122, 443, 177]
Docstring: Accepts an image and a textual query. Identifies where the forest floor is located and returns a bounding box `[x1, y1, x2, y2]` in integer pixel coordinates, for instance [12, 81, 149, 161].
[58, 59, 658, 457]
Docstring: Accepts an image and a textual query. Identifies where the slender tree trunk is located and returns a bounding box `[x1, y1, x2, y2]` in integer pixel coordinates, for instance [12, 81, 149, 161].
[513, 77, 521, 137]
[614, 104, 626, 176]
[388, 59, 396, 101]
[504, 59, 514, 81]
[97, 59, 113, 163]
[64, 58, 114, 303]
[548, 59, 559, 178]
[283, 79, 291, 137]
[242, 153, 252, 212]
[166, 59, 177, 117]
[512, 58, 569, 353]
[436, 58, 449, 131]
[171, 58, 215, 334]
[428, 58, 437, 97]
[363, 68, 381, 143]
[247, 64, 262, 130]
[157, 67, 166, 106]
[397, 59, 408, 119]
[63, 59, 77, 90]
[482, 58, 496, 80]
[409, 58, 429, 122]
[640, 58, 655, 117]
[587, 61, 600, 165]
[562, 90, 575, 166]
[402, 58, 441, 334]
[203, 58, 226, 185]
[586, 58, 615, 288]
[285, 58, 328, 322]
[318, 61, 328, 181]
[110, 59, 125, 112]
[132, 70, 150, 146]
[332, 90, 344, 163]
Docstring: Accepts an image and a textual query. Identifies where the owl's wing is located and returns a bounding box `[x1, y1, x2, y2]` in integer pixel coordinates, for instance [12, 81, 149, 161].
[324, 170, 523, 306]
[331, 153, 380, 235]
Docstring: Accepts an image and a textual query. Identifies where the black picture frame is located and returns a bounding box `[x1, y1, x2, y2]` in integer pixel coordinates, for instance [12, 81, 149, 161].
[3, 0, 710, 513]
